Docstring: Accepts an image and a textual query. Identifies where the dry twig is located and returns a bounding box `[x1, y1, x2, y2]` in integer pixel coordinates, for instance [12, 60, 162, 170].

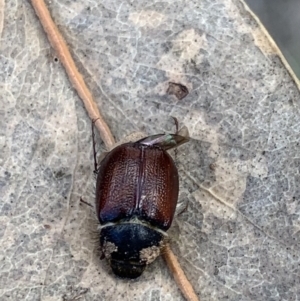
[30, 0, 115, 150]
[163, 244, 199, 301]
[30, 1, 198, 300]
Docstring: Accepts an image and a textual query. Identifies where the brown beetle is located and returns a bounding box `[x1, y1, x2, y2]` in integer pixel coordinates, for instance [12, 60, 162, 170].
[95, 128, 189, 278]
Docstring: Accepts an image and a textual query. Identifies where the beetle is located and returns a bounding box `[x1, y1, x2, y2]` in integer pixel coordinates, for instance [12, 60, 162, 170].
[94, 124, 189, 279]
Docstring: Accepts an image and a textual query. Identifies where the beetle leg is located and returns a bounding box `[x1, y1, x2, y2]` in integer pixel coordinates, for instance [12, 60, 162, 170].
[176, 199, 189, 216]
[136, 119, 189, 150]
[92, 119, 99, 174]
[171, 117, 179, 160]
[171, 116, 179, 134]
[137, 133, 189, 150]
[80, 197, 93, 208]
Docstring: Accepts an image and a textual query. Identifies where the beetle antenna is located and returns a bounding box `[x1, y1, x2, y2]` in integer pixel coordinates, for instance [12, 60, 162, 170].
[92, 118, 100, 173]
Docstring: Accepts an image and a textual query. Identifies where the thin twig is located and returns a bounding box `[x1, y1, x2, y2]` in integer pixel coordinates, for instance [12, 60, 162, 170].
[163, 244, 199, 301]
[30, 0, 115, 150]
[31, 1, 198, 300]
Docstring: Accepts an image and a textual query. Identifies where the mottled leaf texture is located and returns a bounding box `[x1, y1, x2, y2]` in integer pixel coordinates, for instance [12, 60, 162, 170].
[1, 1, 300, 301]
